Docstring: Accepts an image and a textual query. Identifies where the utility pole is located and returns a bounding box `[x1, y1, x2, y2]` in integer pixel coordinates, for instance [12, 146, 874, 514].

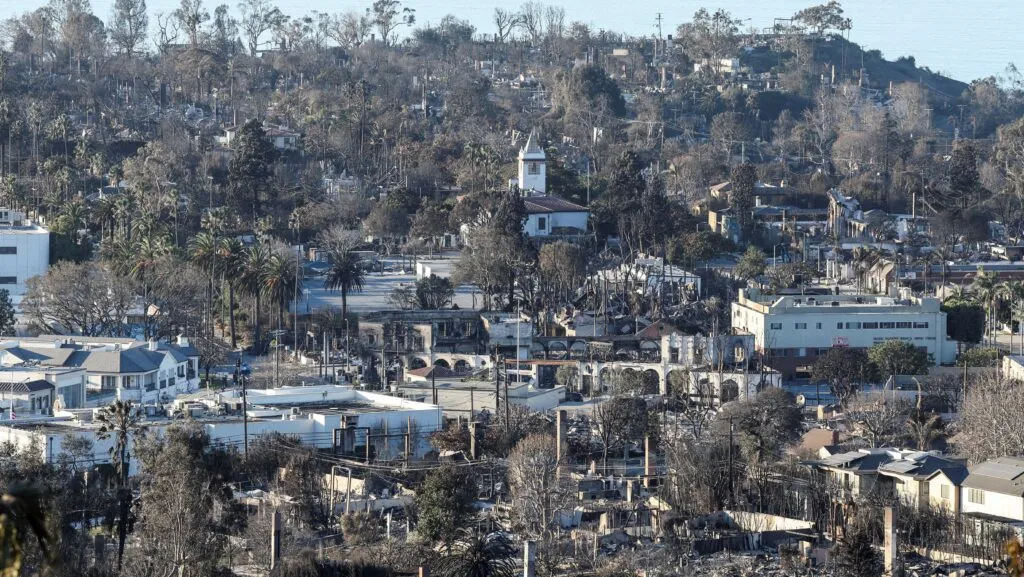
[727, 416, 734, 508]
[234, 358, 249, 458]
[242, 372, 249, 458]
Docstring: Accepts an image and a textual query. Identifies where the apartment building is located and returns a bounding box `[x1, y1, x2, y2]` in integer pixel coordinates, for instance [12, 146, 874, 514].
[731, 288, 957, 380]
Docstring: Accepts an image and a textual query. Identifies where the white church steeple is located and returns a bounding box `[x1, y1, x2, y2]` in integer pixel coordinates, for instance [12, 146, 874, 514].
[517, 130, 546, 195]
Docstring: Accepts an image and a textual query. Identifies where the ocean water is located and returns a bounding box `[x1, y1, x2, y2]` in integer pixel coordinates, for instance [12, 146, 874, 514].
[1, 0, 1019, 83]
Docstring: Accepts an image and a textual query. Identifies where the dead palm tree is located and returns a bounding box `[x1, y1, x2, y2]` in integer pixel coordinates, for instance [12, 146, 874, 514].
[906, 411, 945, 451]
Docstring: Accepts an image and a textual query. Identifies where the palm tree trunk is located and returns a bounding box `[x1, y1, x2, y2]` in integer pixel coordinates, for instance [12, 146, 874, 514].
[342, 290, 348, 323]
[253, 294, 262, 354]
[228, 283, 237, 349]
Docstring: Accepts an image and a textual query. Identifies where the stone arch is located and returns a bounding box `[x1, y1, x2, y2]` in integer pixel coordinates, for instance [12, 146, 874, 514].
[433, 358, 451, 369]
[408, 357, 427, 370]
[642, 369, 661, 395]
[598, 367, 615, 394]
[530, 341, 547, 359]
[568, 341, 587, 360]
[695, 377, 714, 405]
[720, 379, 740, 403]
[547, 341, 568, 360]
[453, 359, 470, 372]
[666, 369, 689, 398]
[639, 340, 661, 362]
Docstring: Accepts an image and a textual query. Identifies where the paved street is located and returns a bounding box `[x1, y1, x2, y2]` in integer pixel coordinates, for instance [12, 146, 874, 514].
[298, 253, 483, 314]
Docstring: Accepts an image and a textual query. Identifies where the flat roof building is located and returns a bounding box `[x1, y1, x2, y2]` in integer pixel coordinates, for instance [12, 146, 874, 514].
[0, 208, 49, 307]
[731, 288, 957, 381]
[0, 384, 442, 474]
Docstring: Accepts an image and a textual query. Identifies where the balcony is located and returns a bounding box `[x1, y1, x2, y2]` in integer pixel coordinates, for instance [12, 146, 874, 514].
[117, 389, 142, 402]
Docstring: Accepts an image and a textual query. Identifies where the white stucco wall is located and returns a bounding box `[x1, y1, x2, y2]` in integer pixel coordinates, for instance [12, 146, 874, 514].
[0, 226, 49, 303]
[524, 211, 588, 237]
[961, 487, 1024, 521]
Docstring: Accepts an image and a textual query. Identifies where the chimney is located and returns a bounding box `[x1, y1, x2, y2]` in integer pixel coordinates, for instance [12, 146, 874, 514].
[884, 507, 900, 577]
[270, 509, 282, 571]
[643, 435, 654, 488]
[147, 339, 158, 351]
[469, 422, 479, 460]
[556, 410, 568, 478]
[523, 541, 536, 577]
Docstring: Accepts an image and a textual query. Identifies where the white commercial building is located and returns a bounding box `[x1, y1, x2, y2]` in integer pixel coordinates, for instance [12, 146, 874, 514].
[0, 208, 49, 307]
[0, 385, 442, 474]
[731, 288, 957, 380]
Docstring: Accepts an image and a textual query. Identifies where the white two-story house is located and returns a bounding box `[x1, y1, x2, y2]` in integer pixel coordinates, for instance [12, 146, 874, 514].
[961, 457, 1024, 524]
[0, 336, 200, 406]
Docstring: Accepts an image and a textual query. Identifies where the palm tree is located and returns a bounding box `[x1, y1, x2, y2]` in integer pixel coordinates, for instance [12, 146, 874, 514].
[931, 246, 954, 289]
[218, 237, 244, 349]
[111, 195, 133, 238]
[971, 268, 1000, 345]
[434, 533, 518, 577]
[190, 232, 221, 339]
[1002, 280, 1024, 355]
[261, 248, 303, 332]
[59, 200, 87, 232]
[239, 243, 273, 353]
[162, 188, 181, 246]
[130, 236, 173, 338]
[95, 400, 143, 570]
[323, 249, 366, 321]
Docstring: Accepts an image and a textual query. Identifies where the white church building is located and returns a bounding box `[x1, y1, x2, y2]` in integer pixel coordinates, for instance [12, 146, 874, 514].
[510, 131, 590, 238]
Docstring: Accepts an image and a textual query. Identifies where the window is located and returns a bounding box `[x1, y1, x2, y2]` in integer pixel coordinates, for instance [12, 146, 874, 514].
[968, 488, 985, 505]
[101, 376, 117, 389]
[795, 323, 807, 329]
[0, 277, 14, 285]
[837, 322, 844, 329]
[537, 217, 547, 230]
[816, 323, 822, 329]
[880, 322, 895, 329]
[846, 322, 862, 329]
[913, 322, 929, 329]
[896, 322, 912, 329]
[527, 161, 541, 175]
[863, 322, 879, 329]
[770, 323, 782, 330]
[940, 484, 950, 499]
[0, 247, 15, 255]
